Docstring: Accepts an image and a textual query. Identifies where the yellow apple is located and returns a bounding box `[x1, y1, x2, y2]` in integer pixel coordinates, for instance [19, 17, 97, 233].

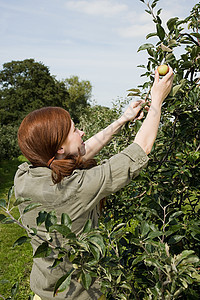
[157, 64, 169, 76]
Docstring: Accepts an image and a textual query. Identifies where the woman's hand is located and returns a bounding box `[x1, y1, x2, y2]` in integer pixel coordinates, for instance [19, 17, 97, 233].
[151, 66, 174, 106]
[84, 100, 148, 160]
[134, 67, 174, 154]
[120, 100, 149, 123]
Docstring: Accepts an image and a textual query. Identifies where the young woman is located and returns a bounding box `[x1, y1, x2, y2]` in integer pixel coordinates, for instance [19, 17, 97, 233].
[14, 68, 174, 300]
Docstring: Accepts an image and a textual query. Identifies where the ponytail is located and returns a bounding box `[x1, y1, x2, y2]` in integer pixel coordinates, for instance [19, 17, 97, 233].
[49, 155, 97, 184]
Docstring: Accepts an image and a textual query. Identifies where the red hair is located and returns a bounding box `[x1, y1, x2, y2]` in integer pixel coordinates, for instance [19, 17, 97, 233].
[18, 107, 96, 184]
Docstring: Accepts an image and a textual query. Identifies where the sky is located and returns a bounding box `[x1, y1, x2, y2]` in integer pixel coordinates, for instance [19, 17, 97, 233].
[0, 0, 198, 107]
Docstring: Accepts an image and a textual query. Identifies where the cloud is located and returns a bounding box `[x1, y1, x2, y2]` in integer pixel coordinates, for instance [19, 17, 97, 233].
[118, 23, 154, 38]
[117, 10, 154, 39]
[65, 0, 128, 17]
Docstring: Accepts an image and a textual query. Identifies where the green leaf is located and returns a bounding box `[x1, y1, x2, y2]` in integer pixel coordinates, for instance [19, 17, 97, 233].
[112, 223, 126, 232]
[45, 211, 57, 231]
[181, 61, 192, 69]
[169, 211, 183, 222]
[23, 203, 42, 214]
[88, 235, 105, 256]
[147, 231, 163, 239]
[61, 213, 72, 229]
[77, 240, 90, 252]
[137, 43, 154, 52]
[151, 1, 157, 9]
[168, 235, 184, 244]
[50, 257, 64, 269]
[127, 92, 140, 97]
[161, 43, 172, 52]
[171, 84, 182, 96]
[82, 219, 92, 233]
[131, 238, 141, 246]
[13, 197, 31, 206]
[132, 254, 146, 265]
[167, 17, 179, 31]
[8, 186, 14, 201]
[0, 214, 6, 222]
[13, 236, 31, 248]
[156, 24, 165, 41]
[145, 258, 163, 269]
[127, 88, 141, 93]
[49, 224, 72, 237]
[1, 217, 15, 224]
[157, 8, 162, 16]
[36, 211, 48, 226]
[0, 199, 6, 208]
[141, 221, 150, 237]
[146, 32, 157, 39]
[30, 227, 37, 235]
[80, 271, 92, 290]
[11, 282, 19, 297]
[179, 250, 195, 261]
[65, 232, 76, 240]
[33, 242, 52, 258]
[89, 243, 100, 261]
[54, 269, 74, 296]
[145, 9, 151, 15]
[69, 253, 76, 262]
[116, 274, 121, 284]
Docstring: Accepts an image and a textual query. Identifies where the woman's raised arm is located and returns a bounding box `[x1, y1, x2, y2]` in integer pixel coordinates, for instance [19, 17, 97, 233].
[134, 67, 174, 154]
[83, 100, 146, 161]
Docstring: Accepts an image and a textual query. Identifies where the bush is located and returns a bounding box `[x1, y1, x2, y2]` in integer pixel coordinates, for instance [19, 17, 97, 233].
[0, 125, 20, 160]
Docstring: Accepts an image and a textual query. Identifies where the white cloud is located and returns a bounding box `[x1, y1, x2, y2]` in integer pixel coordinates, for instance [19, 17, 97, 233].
[65, 0, 128, 17]
[118, 22, 154, 38]
[117, 10, 155, 39]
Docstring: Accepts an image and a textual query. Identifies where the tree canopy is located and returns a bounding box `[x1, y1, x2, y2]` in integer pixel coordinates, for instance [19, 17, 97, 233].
[0, 59, 68, 125]
[62, 75, 92, 123]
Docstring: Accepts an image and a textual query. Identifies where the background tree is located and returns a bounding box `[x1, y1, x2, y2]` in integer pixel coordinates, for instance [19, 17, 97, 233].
[0, 60, 94, 160]
[62, 75, 92, 123]
[0, 59, 68, 126]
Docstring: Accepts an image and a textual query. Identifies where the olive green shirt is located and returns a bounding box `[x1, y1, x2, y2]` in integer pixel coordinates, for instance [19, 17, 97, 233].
[14, 143, 148, 300]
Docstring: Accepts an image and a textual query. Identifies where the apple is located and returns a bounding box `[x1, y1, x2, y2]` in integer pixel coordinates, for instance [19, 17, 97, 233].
[157, 64, 169, 76]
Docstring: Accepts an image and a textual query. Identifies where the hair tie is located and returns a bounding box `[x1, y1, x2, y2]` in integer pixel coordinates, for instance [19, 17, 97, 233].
[47, 156, 55, 168]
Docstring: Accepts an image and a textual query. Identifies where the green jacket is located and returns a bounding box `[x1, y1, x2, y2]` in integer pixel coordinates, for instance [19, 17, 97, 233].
[14, 143, 148, 300]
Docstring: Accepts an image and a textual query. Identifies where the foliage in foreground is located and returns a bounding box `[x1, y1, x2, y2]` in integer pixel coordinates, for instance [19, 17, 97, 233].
[0, 188, 200, 299]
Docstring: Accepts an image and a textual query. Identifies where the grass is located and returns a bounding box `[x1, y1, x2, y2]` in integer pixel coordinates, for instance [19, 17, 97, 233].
[0, 157, 33, 299]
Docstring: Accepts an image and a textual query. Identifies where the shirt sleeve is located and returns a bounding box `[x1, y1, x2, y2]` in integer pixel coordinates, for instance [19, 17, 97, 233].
[76, 143, 149, 213]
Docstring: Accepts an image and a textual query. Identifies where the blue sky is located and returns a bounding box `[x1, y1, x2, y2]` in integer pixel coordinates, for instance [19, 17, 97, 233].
[0, 0, 198, 107]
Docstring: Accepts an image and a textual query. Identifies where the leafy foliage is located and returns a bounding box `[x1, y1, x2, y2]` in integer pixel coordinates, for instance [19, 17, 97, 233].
[0, 125, 21, 160]
[0, 59, 68, 126]
[62, 75, 92, 123]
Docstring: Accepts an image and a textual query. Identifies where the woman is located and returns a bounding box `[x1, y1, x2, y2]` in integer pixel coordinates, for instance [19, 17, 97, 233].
[14, 67, 174, 300]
